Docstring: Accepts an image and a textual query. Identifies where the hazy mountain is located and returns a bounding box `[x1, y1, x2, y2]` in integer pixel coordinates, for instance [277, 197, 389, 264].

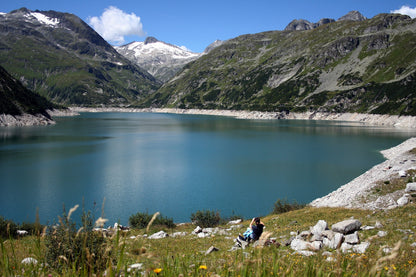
[142, 12, 416, 116]
[115, 37, 201, 82]
[0, 8, 161, 106]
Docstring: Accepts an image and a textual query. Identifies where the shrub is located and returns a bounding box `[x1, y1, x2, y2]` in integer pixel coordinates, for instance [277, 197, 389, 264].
[272, 198, 306, 214]
[190, 210, 221, 228]
[0, 216, 18, 239]
[44, 206, 110, 273]
[129, 212, 175, 229]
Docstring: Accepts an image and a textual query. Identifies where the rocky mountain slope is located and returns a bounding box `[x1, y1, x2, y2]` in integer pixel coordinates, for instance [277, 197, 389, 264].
[144, 12, 416, 116]
[0, 8, 161, 106]
[115, 37, 201, 82]
[0, 64, 56, 125]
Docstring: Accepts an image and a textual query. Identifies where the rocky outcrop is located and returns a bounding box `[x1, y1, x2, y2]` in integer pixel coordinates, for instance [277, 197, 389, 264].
[338, 11, 367, 22]
[288, 219, 371, 256]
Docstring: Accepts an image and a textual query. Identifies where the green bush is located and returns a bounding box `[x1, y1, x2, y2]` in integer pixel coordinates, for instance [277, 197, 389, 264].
[129, 212, 175, 229]
[0, 216, 18, 239]
[190, 210, 221, 228]
[44, 207, 110, 273]
[272, 198, 306, 214]
[0, 216, 44, 239]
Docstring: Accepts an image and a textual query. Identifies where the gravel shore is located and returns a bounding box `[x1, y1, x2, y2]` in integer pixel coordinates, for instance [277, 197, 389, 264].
[310, 137, 416, 210]
[71, 107, 416, 128]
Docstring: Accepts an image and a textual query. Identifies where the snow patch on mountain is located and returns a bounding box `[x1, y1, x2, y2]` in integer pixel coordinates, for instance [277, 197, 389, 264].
[115, 37, 202, 82]
[24, 12, 60, 26]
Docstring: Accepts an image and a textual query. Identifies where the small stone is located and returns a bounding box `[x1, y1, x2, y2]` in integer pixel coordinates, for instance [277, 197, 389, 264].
[290, 238, 311, 251]
[311, 241, 323, 251]
[353, 242, 370, 254]
[228, 219, 242, 225]
[405, 183, 416, 192]
[377, 231, 388, 237]
[193, 226, 203, 234]
[148, 230, 169, 239]
[295, 250, 316, 256]
[21, 257, 38, 265]
[344, 232, 360, 245]
[397, 194, 410, 206]
[127, 263, 143, 272]
[205, 246, 219, 255]
[375, 221, 383, 228]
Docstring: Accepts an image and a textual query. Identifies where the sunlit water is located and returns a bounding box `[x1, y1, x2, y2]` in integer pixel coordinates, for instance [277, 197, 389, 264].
[1, 112, 415, 225]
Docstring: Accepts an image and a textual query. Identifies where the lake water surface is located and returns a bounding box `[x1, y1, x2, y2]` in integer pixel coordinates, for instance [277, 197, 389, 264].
[1, 112, 416, 225]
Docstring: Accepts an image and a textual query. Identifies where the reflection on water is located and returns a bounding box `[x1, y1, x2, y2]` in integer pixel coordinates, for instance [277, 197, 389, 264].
[0, 112, 415, 225]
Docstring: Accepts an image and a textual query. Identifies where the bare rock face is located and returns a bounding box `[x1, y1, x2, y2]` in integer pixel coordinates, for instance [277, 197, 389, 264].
[284, 19, 315, 31]
[338, 11, 367, 22]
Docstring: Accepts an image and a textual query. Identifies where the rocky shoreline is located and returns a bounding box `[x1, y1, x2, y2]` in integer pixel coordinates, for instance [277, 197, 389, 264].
[70, 107, 416, 128]
[310, 137, 416, 209]
[0, 109, 79, 127]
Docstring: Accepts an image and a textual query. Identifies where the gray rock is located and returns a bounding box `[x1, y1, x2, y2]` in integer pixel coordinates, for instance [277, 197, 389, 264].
[375, 221, 383, 229]
[148, 230, 169, 239]
[330, 232, 344, 249]
[311, 241, 323, 251]
[228, 219, 242, 225]
[344, 232, 360, 244]
[321, 230, 335, 240]
[205, 246, 219, 255]
[193, 226, 203, 234]
[332, 219, 361, 234]
[397, 194, 410, 206]
[295, 250, 316, 256]
[405, 183, 416, 192]
[198, 232, 211, 238]
[311, 220, 328, 235]
[290, 238, 311, 251]
[353, 242, 370, 254]
[171, 231, 187, 237]
[340, 242, 353, 253]
[338, 11, 367, 22]
[299, 230, 311, 238]
[377, 231, 388, 237]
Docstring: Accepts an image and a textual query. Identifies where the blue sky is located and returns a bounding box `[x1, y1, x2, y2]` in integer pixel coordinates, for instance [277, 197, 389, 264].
[2, 0, 416, 52]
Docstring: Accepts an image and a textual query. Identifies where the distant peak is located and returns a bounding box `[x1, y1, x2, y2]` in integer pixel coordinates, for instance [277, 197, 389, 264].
[338, 11, 367, 22]
[144, 37, 159, 44]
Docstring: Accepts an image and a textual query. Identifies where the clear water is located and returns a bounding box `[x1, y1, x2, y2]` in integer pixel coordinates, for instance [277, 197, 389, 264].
[1, 112, 415, 225]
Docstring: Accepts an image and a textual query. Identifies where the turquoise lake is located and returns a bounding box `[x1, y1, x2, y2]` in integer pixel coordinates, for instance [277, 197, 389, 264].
[1, 112, 416, 225]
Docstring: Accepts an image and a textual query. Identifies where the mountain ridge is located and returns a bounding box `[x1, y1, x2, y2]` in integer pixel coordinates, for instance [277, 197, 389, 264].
[142, 12, 416, 116]
[0, 7, 161, 106]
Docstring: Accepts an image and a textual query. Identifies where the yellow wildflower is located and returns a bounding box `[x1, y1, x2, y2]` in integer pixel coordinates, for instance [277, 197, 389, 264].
[199, 265, 207, 270]
[153, 268, 162, 274]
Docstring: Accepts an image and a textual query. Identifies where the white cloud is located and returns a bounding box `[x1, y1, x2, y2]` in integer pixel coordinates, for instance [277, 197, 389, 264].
[88, 6, 145, 45]
[391, 5, 416, 18]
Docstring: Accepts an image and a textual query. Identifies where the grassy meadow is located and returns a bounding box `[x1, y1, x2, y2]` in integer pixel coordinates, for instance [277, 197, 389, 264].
[1, 203, 416, 276]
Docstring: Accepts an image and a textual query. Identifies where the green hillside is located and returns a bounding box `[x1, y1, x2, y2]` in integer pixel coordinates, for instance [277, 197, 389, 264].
[0, 64, 56, 117]
[145, 14, 416, 115]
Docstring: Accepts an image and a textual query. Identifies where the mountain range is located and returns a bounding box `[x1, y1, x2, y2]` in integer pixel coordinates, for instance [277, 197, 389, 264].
[0, 8, 160, 107]
[1, 8, 416, 117]
[145, 12, 416, 115]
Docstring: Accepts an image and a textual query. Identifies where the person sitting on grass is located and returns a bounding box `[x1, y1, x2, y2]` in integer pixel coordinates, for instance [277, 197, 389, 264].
[237, 217, 265, 246]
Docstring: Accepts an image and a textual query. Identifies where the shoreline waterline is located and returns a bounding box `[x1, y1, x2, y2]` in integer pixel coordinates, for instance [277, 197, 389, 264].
[69, 107, 416, 129]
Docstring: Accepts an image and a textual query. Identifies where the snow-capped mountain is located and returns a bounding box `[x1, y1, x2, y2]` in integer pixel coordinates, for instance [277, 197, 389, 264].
[115, 37, 202, 82]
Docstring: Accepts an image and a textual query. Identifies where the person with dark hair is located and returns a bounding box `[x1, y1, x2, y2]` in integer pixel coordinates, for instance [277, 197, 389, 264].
[236, 217, 265, 248]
